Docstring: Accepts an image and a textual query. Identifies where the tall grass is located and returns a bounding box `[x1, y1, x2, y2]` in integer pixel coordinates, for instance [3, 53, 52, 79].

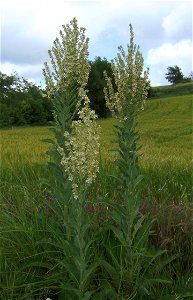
[1, 157, 192, 299]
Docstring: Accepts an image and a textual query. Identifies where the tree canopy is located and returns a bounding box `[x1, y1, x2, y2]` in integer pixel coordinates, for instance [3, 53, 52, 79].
[87, 56, 115, 118]
[165, 65, 184, 84]
[0, 72, 53, 127]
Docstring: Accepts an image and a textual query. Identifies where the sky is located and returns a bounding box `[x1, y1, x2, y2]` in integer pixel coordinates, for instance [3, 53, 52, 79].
[1, 0, 192, 86]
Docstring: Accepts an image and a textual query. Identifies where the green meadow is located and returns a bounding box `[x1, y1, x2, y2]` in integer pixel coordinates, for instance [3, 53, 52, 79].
[1, 94, 192, 202]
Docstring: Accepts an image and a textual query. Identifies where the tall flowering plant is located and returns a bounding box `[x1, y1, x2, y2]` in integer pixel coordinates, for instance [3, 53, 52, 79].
[43, 17, 100, 199]
[104, 24, 149, 197]
[100, 25, 168, 298]
[42, 18, 100, 298]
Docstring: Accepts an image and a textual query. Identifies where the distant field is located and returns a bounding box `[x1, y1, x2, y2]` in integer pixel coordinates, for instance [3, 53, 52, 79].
[0, 94, 192, 168]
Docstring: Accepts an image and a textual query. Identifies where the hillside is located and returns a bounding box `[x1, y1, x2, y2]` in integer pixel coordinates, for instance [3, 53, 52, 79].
[148, 82, 193, 99]
[99, 94, 192, 164]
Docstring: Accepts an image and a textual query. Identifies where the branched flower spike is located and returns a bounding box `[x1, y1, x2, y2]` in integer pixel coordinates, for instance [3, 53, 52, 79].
[104, 24, 149, 120]
[43, 18, 100, 199]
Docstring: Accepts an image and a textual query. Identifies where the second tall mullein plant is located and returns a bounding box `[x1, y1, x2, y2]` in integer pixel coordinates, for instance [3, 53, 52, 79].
[104, 24, 149, 207]
[101, 25, 164, 297]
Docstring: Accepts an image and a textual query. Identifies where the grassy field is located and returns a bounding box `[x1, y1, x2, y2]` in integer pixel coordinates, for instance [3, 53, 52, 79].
[0, 94, 193, 299]
[1, 94, 192, 164]
[1, 94, 192, 202]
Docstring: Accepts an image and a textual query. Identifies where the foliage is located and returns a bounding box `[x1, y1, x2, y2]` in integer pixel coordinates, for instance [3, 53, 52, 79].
[0, 159, 192, 299]
[0, 72, 53, 127]
[87, 56, 115, 118]
[0, 55, 114, 128]
[165, 65, 190, 84]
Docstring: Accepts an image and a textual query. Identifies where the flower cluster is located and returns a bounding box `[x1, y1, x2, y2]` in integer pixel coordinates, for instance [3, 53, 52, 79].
[59, 91, 100, 199]
[104, 24, 149, 120]
[43, 17, 90, 99]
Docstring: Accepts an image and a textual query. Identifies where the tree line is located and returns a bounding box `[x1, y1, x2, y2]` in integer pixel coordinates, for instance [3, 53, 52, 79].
[0, 73, 53, 127]
[0, 60, 192, 128]
[0, 57, 116, 127]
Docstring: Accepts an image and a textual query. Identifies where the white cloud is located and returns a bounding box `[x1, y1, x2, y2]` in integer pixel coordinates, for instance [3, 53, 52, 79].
[147, 39, 192, 86]
[147, 40, 192, 65]
[0, 62, 43, 79]
[162, 3, 192, 38]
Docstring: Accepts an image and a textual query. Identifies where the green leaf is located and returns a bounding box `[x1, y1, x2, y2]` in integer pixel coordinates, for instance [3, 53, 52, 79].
[59, 283, 81, 299]
[107, 224, 126, 246]
[101, 260, 121, 288]
[92, 280, 117, 299]
[82, 261, 100, 288]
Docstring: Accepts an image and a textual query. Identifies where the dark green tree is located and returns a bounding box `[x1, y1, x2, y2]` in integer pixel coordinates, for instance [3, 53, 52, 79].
[87, 56, 115, 118]
[0, 103, 13, 127]
[165, 65, 184, 84]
